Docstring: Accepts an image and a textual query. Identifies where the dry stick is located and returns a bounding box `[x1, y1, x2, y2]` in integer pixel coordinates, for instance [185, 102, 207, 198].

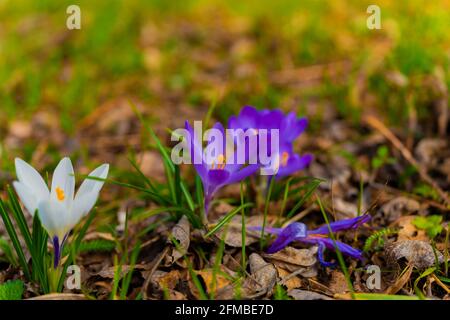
[431, 274, 450, 294]
[141, 246, 169, 300]
[384, 264, 413, 295]
[370, 182, 450, 211]
[363, 115, 450, 206]
[282, 207, 314, 228]
[279, 267, 311, 287]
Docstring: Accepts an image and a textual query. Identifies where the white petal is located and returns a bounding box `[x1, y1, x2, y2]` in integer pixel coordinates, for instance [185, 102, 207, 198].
[13, 181, 38, 216]
[75, 164, 109, 201]
[37, 200, 72, 240]
[15, 158, 49, 200]
[72, 192, 98, 225]
[50, 157, 75, 209]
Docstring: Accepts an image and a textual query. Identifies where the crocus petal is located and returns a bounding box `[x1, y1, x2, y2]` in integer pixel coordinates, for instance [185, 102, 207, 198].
[75, 164, 109, 201]
[185, 121, 208, 182]
[301, 237, 364, 261]
[211, 121, 226, 144]
[316, 241, 337, 267]
[276, 153, 313, 177]
[281, 114, 308, 142]
[259, 109, 284, 130]
[247, 225, 284, 235]
[13, 181, 38, 216]
[226, 163, 260, 184]
[72, 191, 99, 225]
[207, 170, 230, 188]
[228, 106, 259, 130]
[50, 157, 75, 209]
[37, 199, 71, 240]
[266, 222, 308, 253]
[308, 214, 371, 235]
[15, 158, 49, 201]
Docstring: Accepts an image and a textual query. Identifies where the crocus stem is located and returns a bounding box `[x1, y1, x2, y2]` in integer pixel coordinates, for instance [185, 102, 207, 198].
[260, 176, 275, 251]
[204, 193, 213, 221]
[264, 176, 274, 197]
[48, 265, 63, 293]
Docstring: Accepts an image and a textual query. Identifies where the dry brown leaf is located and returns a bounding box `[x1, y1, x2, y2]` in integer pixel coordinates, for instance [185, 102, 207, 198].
[166, 216, 190, 265]
[165, 290, 187, 300]
[329, 270, 351, 295]
[215, 215, 269, 247]
[151, 270, 181, 291]
[264, 246, 318, 267]
[137, 151, 166, 183]
[393, 216, 428, 241]
[97, 264, 147, 279]
[381, 198, 420, 223]
[195, 269, 231, 294]
[440, 158, 450, 183]
[249, 253, 277, 294]
[83, 232, 116, 242]
[415, 138, 447, 169]
[384, 264, 413, 295]
[288, 289, 333, 300]
[277, 267, 302, 291]
[188, 267, 231, 298]
[386, 240, 444, 269]
[27, 293, 86, 300]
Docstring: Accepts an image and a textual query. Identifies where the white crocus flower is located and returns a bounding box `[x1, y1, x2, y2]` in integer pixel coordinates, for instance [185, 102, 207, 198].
[13, 157, 109, 267]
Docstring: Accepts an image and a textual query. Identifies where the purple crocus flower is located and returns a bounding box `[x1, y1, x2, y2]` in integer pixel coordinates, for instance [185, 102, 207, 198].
[251, 214, 371, 267]
[185, 121, 259, 214]
[228, 105, 313, 177]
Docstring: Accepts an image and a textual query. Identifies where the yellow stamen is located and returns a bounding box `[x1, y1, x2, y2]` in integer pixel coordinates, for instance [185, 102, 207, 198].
[281, 151, 289, 167]
[211, 154, 226, 170]
[56, 187, 65, 201]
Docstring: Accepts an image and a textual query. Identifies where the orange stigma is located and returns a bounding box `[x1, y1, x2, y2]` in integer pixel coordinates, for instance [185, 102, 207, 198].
[56, 187, 65, 201]
[281, 152, 289, 167]
[308, 234, 328, 239]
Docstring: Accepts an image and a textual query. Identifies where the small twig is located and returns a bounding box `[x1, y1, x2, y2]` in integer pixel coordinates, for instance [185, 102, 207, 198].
[282, 207, 314, 228]
[141, 246, 169, 300]
[363, 115, 450, 205]
[370, 182, 450, 211]
[431, 274, 450, 294]
[278, 267, 309, 286]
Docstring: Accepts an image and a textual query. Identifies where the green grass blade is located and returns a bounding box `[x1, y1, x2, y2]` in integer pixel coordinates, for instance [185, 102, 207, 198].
[7, 187, 33, 252]
[120, 241, 141, 300]
[353, 293, 420, 300]
[414, 267, 436, 299]
[0, 200, 31, 279]
[260, 177, 275, 250]
[317, 195, 355, 298]
[211, 227, 227, 300]
[240, 181, 246, 272]
[205, 203, 253, 238]
[127, 156, 158, 193]
[169, 235, 208, 300]
[285, 179, 322, 220]
[0, 237, 18, 267]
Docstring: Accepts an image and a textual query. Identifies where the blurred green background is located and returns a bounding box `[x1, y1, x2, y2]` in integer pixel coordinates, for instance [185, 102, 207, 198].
[0, 0, 449, 167]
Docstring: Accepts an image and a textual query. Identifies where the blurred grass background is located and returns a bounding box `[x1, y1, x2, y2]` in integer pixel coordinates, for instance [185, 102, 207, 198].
[0, 0, 449, 162]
